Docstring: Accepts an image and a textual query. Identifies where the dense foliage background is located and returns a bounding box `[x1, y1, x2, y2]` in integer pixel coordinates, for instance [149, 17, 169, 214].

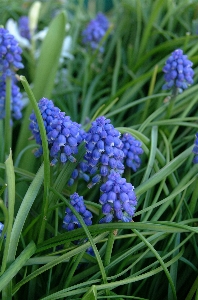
[0, 0, 198, 299]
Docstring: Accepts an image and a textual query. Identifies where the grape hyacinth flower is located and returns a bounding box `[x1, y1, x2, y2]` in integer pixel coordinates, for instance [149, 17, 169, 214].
[193, 133, 198, 164]
[162, 49, 194, 93]
[121, 133, 143, 172]
[0, 28, 24, 79]
[29, 97, 85, 165]
[82, 12, 109, 52]
[82, 116, 125, 187]
[18, 16, 31, 41]
[0, 77, 23, 120]
[99, 171, 137, 223]
[62, 193, 93, 231]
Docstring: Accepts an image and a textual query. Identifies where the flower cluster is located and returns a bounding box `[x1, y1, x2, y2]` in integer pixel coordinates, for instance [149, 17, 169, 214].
[62, 193, 93, 231]
[121, 133, 143, 172]
[0, 27, 24, 79]
[82, 116, 125, 187]
[29, 99, 140, 224]
[18, 16, 31, 41]
[0, 27, 24, 121]
[99, 171, 137, 223]
[82, 12, 109, 52]
[193, 133, 198, 164]
[162, 49, 194, 93]
[0, 78, 23, 120]
[29, 97, 85, 165]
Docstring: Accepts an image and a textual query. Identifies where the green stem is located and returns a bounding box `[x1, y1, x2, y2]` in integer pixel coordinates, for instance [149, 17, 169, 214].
[64, 252, 85, 289]
[0, 241, 36, 293]
[0, 198, 9, 251]
[19, 76, 50, 244]
[189, 176, 198, 216]
[5, 77, 12, 158]
[5, 164, 44, 262]
[50, 188, 108, 289]
[166, 87, 178, 119]
[132, 228, 177, 300]
[123, 166, 131, 183]
[1, 152, 15, 274]
[104, 230, 116, 268]
[1, 153, 15, 299]
[141, 65, 159, 122]
[185, 275, 198, 300]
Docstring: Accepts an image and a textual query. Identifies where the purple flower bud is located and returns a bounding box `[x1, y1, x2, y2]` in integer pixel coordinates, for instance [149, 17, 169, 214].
[88, 174, 101, 188]
[102, 203, 112, 214]
[99, 213, 113, 223]
[99, 193, 108, 204]
[62, 193, 93, 231]
[100, 165, 109, 176]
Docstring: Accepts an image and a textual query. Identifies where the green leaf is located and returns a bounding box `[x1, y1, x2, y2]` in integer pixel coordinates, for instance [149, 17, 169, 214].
[7, 163, 44, 261]
[32, 11, 66, 100]
[1, 151, 15, 274]
[0, 241, 36, 292]
[15, 11, 66, 170]
[82, 285, 97, 300]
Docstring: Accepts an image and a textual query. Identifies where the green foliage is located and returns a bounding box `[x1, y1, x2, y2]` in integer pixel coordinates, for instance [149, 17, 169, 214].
[0, 0, 198, 299]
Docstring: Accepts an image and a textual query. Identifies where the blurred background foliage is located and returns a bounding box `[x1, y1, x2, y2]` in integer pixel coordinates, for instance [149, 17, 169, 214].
[0, 0, 198, 299]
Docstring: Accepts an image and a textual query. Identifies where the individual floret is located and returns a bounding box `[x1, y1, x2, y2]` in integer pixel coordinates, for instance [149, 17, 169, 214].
[162, 49, 194, 93]
[0, 27, 24, 79]
[121, 133, 143, 172]
[29, 97, 85, 165]
[82, 12, 109, 52]
[99, 171, 137, 223]
[62, 193, 93, 231]
[193, 133, 198, 164]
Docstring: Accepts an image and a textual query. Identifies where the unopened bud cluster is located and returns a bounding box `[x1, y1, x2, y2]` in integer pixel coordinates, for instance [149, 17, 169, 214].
[162, 49, 194, 93]
[82, 12, 109, 52]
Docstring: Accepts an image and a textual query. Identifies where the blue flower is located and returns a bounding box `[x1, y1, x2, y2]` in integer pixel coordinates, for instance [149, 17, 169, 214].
[82, 12, 109, 52]
[18, 16, 31, 41]
[121, 133, 143, 172]
[29, 97, 85, 165]
[86, 246, 95, 256]
[82, 116, 125, 187]
[62, 193, 93, 231]
[193, 133, 198, 164]
[99, 171, 137, 223]
[0, 76, 23, 120]
[0, 27, 24, 79]
[162, 49, 194, 93]
[0, 222, 4, 238]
